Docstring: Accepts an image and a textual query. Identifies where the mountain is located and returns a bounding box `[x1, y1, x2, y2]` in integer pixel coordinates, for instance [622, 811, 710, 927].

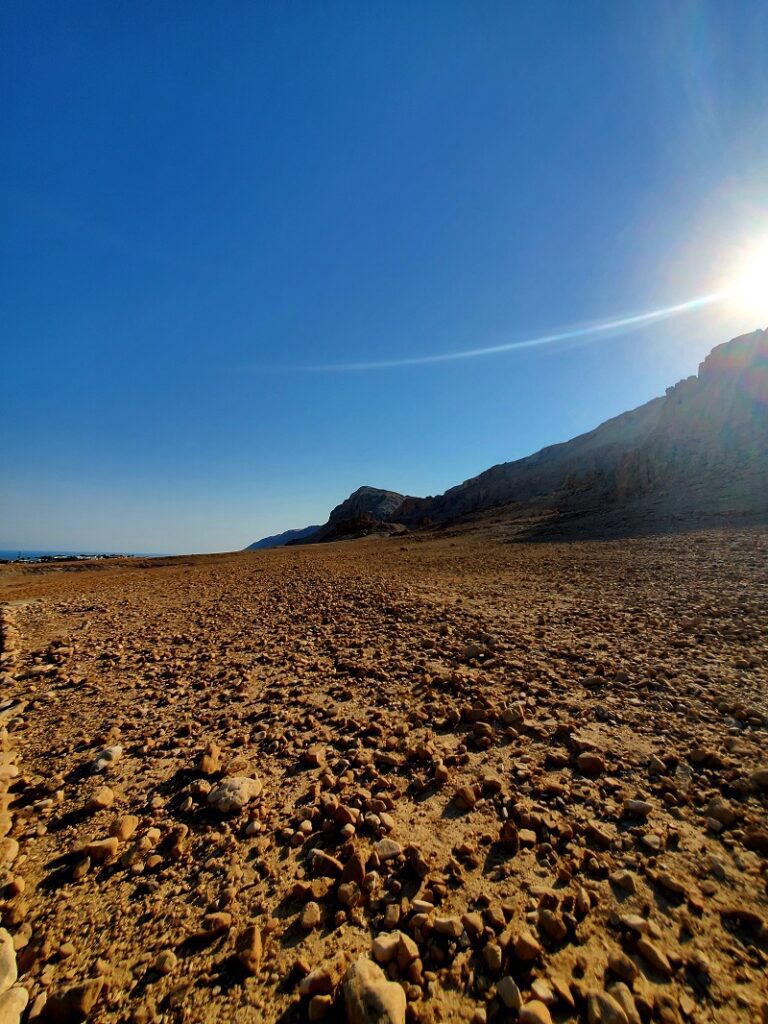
[245, 525, 321, 550]
[397, 328, 768, 531]
[253, 329, 768, 546]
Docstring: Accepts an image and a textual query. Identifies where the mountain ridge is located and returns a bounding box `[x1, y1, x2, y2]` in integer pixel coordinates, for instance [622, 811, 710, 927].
[246, 328, 768, 547]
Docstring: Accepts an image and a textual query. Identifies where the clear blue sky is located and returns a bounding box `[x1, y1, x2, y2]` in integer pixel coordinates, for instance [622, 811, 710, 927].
[2, 1, 767, 553]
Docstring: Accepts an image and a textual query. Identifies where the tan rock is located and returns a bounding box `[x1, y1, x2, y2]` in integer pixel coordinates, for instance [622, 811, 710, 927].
[343, 957, 406, 1024]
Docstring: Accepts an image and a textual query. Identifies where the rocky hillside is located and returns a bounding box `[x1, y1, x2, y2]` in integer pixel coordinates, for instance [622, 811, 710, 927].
[245, 526, 321, 550]
[399, 329, 768, 527]
[302, 487, 410, 544]
[252, 329, 768, 548]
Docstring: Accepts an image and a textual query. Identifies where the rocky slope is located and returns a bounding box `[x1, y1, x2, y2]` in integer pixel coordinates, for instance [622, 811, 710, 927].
[400, 329, 768, 528]
[295, 329, 767, 544]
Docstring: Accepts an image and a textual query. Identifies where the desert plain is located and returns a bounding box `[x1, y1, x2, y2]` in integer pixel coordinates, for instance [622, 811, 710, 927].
[0, 522, 766, 1024]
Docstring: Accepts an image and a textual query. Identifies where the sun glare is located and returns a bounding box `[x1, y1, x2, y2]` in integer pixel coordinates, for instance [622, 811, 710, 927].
[729, 239, 768, 322]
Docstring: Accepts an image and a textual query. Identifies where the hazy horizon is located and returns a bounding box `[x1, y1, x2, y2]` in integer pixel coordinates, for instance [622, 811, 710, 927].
[3, 2, 768, 553]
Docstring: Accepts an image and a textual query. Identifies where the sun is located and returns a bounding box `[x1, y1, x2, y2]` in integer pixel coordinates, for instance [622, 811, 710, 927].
[729, 239, 768, 322]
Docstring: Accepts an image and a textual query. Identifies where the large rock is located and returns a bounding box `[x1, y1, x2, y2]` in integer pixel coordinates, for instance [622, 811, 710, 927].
[207, 776, 262, 813]
[0, 987, 28, 1024]
[343, 957, 406, 1024]
[0, 930, 16, 995]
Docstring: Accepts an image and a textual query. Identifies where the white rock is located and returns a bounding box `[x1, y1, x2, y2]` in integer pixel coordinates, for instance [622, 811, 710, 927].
[90, 745, 123, 772]
[343, 957, 406, 1024]
[207, 776, 262, 813]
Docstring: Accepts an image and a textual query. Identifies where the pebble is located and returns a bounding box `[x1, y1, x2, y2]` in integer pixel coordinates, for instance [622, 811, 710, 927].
[42, 977, 104, 1022]
[497, 975, 522, 1010]
[90, 745, 122, 772]
[83, 837, 118, 862]
[587, 990, 629, 1024]
[236, 925, 262, 973]
[301, 902, 321, 930]
[577, 752, 605, 774]
[373, 839, 401, 861]
[86, 787, 114, 812]
[372, 932, 399, 964]
[206, 776, 262, 813]
[152, 950, 177, 975]
[635, 937, 672, 977]
[519, 1001, 553, 1024]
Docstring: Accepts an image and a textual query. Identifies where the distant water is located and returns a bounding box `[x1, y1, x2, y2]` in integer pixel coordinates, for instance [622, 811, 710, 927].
[0, 549, 164, 561]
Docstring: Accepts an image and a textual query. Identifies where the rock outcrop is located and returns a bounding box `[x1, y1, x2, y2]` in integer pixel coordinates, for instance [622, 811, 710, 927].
[304, 487, 411, 543]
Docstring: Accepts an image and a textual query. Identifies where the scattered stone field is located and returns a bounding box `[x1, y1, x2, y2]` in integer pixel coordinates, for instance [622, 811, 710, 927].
[0, 524, 766, 1023]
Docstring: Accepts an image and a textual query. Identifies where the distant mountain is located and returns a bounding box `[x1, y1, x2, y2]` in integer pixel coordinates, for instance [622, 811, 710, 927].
[256, 328, 768, 545]
[245, 525, 321, 550]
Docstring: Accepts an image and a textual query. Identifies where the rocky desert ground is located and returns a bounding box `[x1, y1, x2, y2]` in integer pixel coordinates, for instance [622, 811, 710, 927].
[0, 524, 766, 1024]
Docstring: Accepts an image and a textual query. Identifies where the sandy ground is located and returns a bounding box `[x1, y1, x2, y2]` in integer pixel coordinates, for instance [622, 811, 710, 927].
[0, 524, 766, 1024]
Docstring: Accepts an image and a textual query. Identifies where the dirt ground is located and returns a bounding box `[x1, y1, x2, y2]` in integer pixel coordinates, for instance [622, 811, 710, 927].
[0, 524, 766, 1024]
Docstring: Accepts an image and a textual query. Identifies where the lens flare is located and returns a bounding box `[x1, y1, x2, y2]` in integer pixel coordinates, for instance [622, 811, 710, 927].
[295, 290, 730, 372]
[729, 240, 768, 321]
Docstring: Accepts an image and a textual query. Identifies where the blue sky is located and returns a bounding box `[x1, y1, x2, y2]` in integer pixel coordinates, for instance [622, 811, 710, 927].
[2, 1, 767, 553]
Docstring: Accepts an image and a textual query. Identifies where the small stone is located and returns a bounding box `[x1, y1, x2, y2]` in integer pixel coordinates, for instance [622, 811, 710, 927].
[513, 929, 542, 961]
[750, 767, 768, 789]
[343, 957, 406, 1024]
[636, 937, 672, 977]
[199, 912, 232, 936]
[519, 1001, 553, 1024]
[373, 839, 401, 862]
[610, 870, 637, 894]
[338, 882, 361, 908]
[110, 815, 139, 841]
[608, 951, 638, 982]
[90, 745, 122, 773]
[623, 799, 651, 817]
[198, 741, 221, 775]
[577, 752, 605, 775]
[83, 837, 118, 862]
[482, 942, 503, 974]
[433, 916, 463, 939]
[42, 977, 104, 1022]
[86, 787, 114, 812]
[152, 950, 177, 975]
[312, 850, 344, 877]
[206, 776, 261, 813]
[301, 902, 321, 931]
[497, 976, 522, 1010]
[587, 990, 629, 1024]
[453, 786, 476, 811]
[299, 967, 335, 998]
[236, 925, 262, 973]
[372, 933, 399, 964]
